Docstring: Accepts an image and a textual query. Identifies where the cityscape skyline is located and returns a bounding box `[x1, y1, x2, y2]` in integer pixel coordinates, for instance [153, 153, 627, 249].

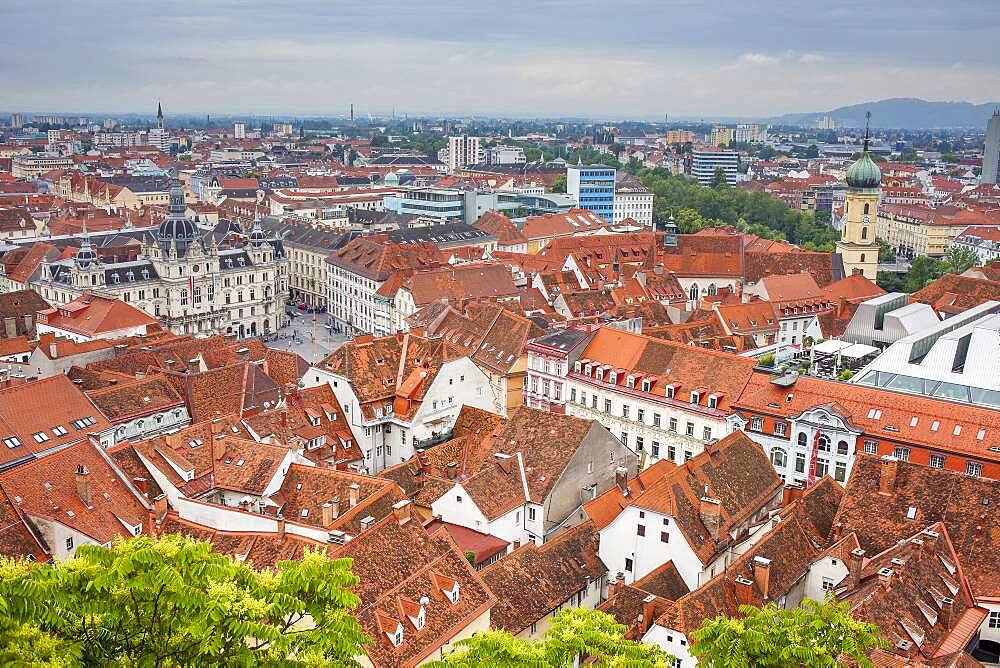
[3, 1, 998, 118]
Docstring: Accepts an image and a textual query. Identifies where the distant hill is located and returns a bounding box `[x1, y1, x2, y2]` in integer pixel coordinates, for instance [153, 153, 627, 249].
[771, 98, 999, 130]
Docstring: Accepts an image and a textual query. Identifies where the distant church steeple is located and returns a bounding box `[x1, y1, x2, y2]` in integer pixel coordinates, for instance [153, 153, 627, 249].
[156, 101, 164, 129]
[836, 111, 880, 281]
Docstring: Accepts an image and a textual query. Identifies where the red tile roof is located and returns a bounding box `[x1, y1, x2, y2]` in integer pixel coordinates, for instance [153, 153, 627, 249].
[37, 293, 158, 338]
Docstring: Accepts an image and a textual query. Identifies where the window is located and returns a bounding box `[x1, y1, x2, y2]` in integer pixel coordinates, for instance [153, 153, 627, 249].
[3, 436, 21, 448]
[685, 421, 694, 437]
[636, 436, 644, 452]
[620, 432, 628, 446]
[653, 413, 661, 428]
[32, 431, 50, 443]
[570, 388, 577, 403]
[622, 404, 629, 419]
[837, 440, 849, 455]
[822, 577, 835, 591]
[591, 395, 597, 409]
[51, 425, 67, 436]
[669, 417, 677, 432]
[774, 422, 786, 436]
[703, 426, 712, 441]
[528, 507, 536, 521]
[637, 408, 645, 423]
[989, 610, 1000, 629]
[651, 441, 660, 457]
[771, 449, 787, 468]
[65, 537, 74, 551]
[816, 459, 829, 478]
[666, 385, 675, 399]
[625, 557, 633, 572]
[795, 452, 806, 473]
[660, 531, 669, 543]
[863, 440, 878, 455]
[798, 432, 808, 448]
[637, 524, 645, 537]
[667, 444, 676, 462]
[966, 461, 983, 478]
[456, 495, 462, 503]
[749, 417, 763, 431]
[929, 454, 945, 469]
[604, 399, 612, 414]
[834, 462, 847, 483]
[893, 446, 910, 462]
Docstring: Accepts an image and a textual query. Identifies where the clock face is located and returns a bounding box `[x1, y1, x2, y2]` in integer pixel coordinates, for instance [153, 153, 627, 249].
[862, 214, 871, 224]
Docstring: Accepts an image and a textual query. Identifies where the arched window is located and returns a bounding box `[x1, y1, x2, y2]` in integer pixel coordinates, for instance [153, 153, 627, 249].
[863, 203, 870, 215]
[818, 435, 830, 452]
[861, 227, 868, 240]
[797, 433, 808, 448]
[771, 449, 787, 468]
[688, 283, 699, 301]
[860, 253, 866, 263]
[837, 440, 849, 455]
[707, 283, 717, 296]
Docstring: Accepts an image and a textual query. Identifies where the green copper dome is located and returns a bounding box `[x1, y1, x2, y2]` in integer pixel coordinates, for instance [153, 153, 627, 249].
[846, 151, 881, 189]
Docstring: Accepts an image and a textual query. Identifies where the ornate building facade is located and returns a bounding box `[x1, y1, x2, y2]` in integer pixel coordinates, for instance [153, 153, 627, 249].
[836, 118, 881, 280]
[36, 182, 288, 338]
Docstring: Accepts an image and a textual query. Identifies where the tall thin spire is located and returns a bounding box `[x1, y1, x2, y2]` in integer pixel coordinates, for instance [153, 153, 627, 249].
[156, 101, 164, 129]
[863, 111, 871, 153]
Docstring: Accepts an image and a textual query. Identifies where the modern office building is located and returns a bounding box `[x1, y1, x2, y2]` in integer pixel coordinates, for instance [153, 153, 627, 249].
[446, 135, 482, 172]
[486, 145, 527, 166]
[710, 127, 732, 147]
[733, 123, 768, 144]
[566, 164, 616, 221]
[984, 109, 1000, 185]
[689, 150, 739, 186]
[233, 122, 246, 139]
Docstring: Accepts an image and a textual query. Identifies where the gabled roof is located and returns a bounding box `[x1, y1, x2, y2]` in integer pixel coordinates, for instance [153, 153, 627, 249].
[0, 375, 112, 470]
[86, 375, 185, 422]
[277, 463, 405, 534]
[0, 439, 149, 545]
[481, 521, 606, 633]
[832, 455, 1000, 599]
[911, 274, 1000, 315]
[333, 511, 496, 667]
[473, 210, 527, 246]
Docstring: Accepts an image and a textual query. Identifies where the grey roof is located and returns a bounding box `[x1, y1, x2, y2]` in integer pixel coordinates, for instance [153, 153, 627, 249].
[105, 176, 173, 193]
[386, 223, 492, 247]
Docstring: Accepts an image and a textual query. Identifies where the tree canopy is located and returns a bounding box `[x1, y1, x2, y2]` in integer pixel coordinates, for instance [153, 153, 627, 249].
[690, 597, 887, 668]
[0, 534, 368, 667]
[430, 608, 672, 668]
[635, 167, 838, 250]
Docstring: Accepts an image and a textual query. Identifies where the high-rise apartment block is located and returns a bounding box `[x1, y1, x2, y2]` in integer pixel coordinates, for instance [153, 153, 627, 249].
[567, 164, 616, 221]
[447, 135, 482, 171]
[983, 109, 1000, 185]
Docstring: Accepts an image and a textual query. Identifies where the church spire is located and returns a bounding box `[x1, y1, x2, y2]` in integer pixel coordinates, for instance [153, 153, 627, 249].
[862, 111, 871, 153]
[156, 101, 164, 129]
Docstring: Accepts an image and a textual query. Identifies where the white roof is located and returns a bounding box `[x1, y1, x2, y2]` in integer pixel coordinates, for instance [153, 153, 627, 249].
[813, 339, 851, 354]
[840, 343, 879, 359]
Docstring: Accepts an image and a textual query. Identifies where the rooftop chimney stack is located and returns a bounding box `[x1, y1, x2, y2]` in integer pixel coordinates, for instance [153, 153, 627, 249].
[153, 493, 168, 522]
[349, 482, 360, 508]
[940, 596, 954, 629]
[75, 464, 92, 508]
[321, 502, 334, 526]
[446, 461, 458, 479]
[330, 495, 340, 520]
[699, 496, 722, 540]
[753, 556, 772, 600]
[615, 466, 629, 495]
[392, 499, 412, 525]
[849, 547, 865, 575]
[276, 514, 286, 540]
[878, 455, 898, 495]
[734, 576, 755, 606]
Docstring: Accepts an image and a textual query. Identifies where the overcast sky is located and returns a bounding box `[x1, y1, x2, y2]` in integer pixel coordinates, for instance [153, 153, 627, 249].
[2, 0, 998, 119]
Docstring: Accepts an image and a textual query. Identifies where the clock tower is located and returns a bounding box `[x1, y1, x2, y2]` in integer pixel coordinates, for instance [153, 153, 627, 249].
[836, 112, 880, 280]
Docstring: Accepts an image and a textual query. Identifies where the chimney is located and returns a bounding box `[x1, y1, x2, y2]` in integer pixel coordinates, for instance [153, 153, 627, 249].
[641, 594, 658, 634]
[752, 556, 771, 600]
[611, 572, 625, 598]
[878, 455, 898, 495]
[329, 495, 340, 520]
[132, 476, 149, 496]
[782, 482, 804, 506]
[699, 496, 722, 540]
[446, 461, 458, 479]
[153, 493, 168, 521]
[615, 466, 629, 495]
[349, 482, 360, 508]
[877, 567, 893, 588]
[276, 514, 286, 540]
[49, 342, 58, 359]
[213, 435, 226, 461]
[322, 501, 334, 526]
[734, 576, 755, 606]
[849, 547, 865, 575]
[392, 499, 412, 525]
[75, 464, 92, 508]
[831, 521, 843, 542]
[939, 596, 954, 629]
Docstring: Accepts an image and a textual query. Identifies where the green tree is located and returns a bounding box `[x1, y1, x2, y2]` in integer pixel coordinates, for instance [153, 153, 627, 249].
[941, 244, 980, 275]
[804, 144, 820, 159]
[690, 597, 887, 668]
[877, 239, 896, 263]
[711, 166, 729, 188]
[551, 174, 567, 193]
[431, 608, 671, 667]
[758, 353, 775, 368]
[904, 255, 943, 292]
[899, 147, 919, 163]
[0, 534, 368, 666]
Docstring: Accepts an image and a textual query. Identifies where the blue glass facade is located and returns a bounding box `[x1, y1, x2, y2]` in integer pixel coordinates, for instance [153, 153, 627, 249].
[568, 165, 616, 222]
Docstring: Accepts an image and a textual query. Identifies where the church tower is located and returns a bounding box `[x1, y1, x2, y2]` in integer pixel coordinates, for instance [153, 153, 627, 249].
[156, 101, 164, 130]
[836, 112, 880, 280]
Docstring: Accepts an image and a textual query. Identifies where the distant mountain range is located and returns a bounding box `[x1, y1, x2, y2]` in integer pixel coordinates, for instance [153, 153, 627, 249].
[770, 98, 999, 130]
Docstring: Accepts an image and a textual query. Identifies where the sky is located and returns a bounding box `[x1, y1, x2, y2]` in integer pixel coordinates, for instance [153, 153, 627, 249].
[2, 0, 999, 119]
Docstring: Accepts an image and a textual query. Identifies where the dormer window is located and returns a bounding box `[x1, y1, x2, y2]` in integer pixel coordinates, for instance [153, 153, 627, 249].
[574, 361, 582, 373]
[595, 368, 604, 382]
[708, 394, 719, 409]
[608, 371, 617, 385]
[666, 385, 676, 399]
[626, 375, 635, 389]
[690, 391, 700, 405]
[641, 379, 651, 392]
